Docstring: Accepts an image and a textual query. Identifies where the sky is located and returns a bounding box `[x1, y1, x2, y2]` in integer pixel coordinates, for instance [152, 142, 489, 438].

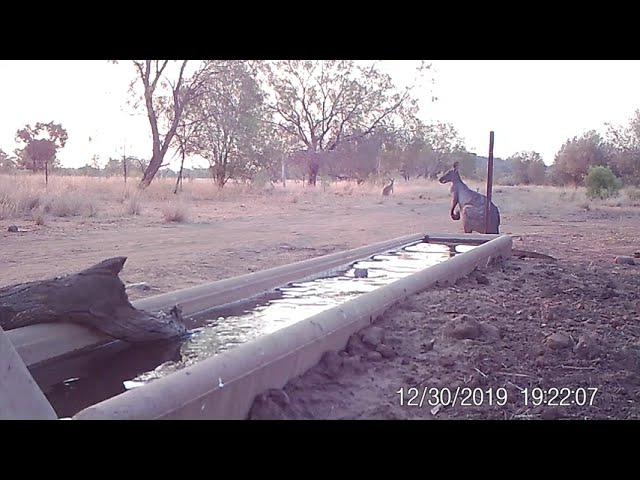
[2, 60, 640, 169]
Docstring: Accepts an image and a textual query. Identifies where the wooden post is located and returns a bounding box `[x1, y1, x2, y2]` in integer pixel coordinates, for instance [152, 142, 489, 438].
[484, 131, 495, 234]
[281, 154, 286, 188]
[123, 143, 127, 184]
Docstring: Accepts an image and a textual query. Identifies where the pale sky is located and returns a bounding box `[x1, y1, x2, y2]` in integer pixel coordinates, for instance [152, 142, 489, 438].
[1, 60, 640, 169]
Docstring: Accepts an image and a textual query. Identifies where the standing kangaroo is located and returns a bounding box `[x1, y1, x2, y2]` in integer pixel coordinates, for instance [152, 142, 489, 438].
[382, 178, 394, 196]
[438, 162, 501, 234]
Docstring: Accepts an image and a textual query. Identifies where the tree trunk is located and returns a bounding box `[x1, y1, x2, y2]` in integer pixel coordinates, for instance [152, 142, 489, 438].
[281, 155, 286, 188]
[0, 257, 187, 343]
[307, 153, 319, 186]
[123, 151, 127, 184]
[139, 153, 163, 189]
[174, 150, 186, 195]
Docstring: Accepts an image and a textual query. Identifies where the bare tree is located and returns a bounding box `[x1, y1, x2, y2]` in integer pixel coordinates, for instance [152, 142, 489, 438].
[171, 108, 202, 194]
[121, 60, 214, 189]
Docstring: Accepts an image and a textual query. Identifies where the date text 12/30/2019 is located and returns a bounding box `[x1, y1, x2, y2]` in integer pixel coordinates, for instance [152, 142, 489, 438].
[396, 387, 599, 408]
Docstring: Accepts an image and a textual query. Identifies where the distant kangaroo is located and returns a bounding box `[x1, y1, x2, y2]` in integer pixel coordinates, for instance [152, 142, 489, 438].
[438, 162, 500, 234]
[382, 178, 394, 196]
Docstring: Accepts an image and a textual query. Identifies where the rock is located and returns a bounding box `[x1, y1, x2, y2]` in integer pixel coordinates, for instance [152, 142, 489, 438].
[480, 322, 502, 340]
[342, 355, 366, 373]
[614, 256, 636, 265]
[366, 351, 384, 362]
[360, 326, 385, 347]
[320, 351, 344, 378]
[634, 251, 640, 258]
[574, 334, 599, 360]
[346, 335, 369, 356]
[7, 225, 18, 232]
[422, 339, 436, 351]
[545, 332, 573, 350]
[354, 268, 368, 278]
[376, 344, 396, 359]
[444, 315, 482, 340]
[475, 274, 490, 285]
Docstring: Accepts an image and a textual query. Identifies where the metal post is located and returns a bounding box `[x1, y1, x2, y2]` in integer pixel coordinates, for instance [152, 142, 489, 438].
[484, 131, 495, 234]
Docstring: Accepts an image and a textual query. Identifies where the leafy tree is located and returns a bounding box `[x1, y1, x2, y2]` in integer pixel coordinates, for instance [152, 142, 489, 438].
[422, 122, 466, 178]
[448, 149, 477, 180]
[15, 121, 68, 183]
[552, 130, 609, 186]
[0, 149, 18, 172]
[185, 61, 266, 188]
[260, 60, 428, 185]
[506, 151, 547, 185]
[605, 110, 640, 185]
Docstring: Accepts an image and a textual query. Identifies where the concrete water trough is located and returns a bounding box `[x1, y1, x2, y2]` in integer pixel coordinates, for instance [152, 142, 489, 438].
[1, 232, 512, 419]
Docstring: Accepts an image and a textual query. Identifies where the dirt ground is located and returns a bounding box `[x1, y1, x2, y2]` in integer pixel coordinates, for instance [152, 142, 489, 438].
[249, 253, 640, 420]
[2, 177, 640, 419]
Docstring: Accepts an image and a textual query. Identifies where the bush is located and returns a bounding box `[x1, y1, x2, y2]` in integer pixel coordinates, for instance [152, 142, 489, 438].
[585, 165, 622, 200]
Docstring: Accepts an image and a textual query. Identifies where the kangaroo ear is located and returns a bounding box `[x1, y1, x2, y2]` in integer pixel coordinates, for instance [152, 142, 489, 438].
[453, 161, 459, 171]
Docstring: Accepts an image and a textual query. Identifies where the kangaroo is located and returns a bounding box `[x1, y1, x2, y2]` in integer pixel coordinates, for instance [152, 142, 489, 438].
[382, 178, 394, 196]
[438, 162, 500, 234]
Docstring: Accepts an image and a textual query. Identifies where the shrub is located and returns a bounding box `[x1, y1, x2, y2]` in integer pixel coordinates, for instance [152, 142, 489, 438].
[585, 165, 622, 200]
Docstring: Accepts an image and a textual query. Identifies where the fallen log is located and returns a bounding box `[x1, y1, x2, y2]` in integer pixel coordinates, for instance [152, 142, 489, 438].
[0, 257, 187, 343]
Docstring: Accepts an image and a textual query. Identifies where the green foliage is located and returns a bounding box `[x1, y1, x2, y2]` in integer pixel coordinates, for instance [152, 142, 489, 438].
[585, 165, 622, 200]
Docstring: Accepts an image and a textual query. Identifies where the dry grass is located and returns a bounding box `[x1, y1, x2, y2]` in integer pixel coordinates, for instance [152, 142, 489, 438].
[624, 186, 640, 205]
[32, 205, 47, 225]
[0, 173, 608, 226]
[161, 200, 189, 223]
[126, 191, 143, 216]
